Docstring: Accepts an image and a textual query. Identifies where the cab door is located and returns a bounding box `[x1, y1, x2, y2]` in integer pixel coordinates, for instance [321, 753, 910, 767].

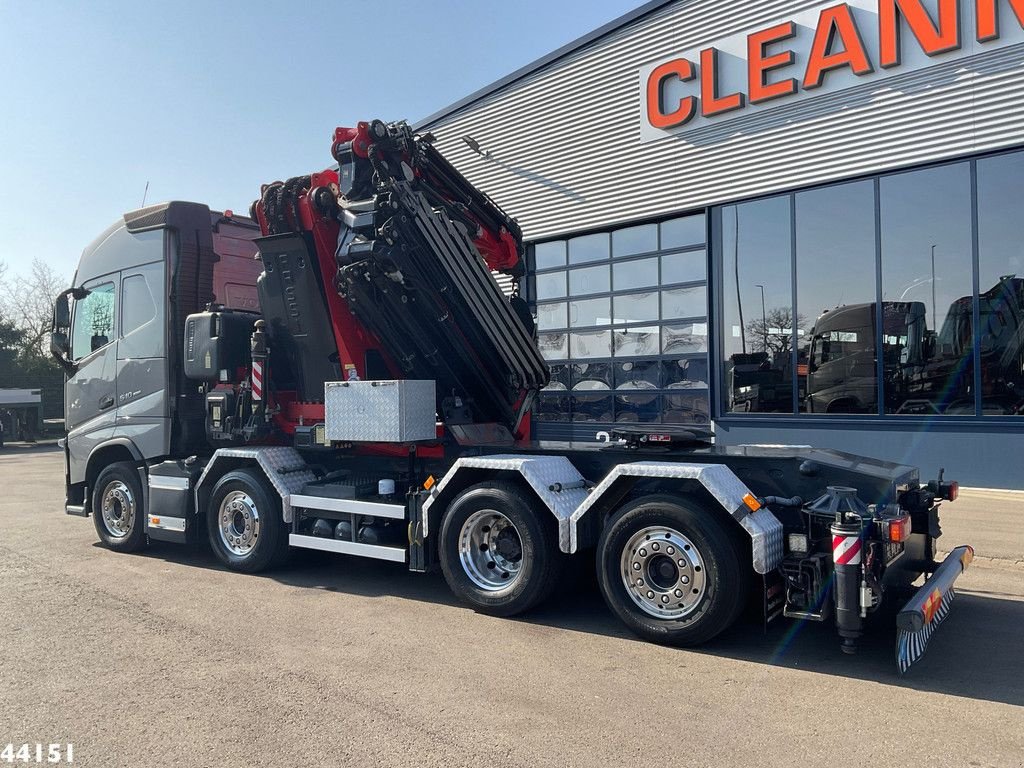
[115, 260, 169, 459]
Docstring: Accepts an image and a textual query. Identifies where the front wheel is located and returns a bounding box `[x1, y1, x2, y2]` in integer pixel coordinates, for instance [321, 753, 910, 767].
[207, 469, 289, 573]
[92, 462, 147, 552]
[597, 495, 746, 646]
[439, 482, 564, 617]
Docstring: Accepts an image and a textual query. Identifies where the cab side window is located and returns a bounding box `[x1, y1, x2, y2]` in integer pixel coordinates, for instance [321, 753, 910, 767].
[121, 274, 156, 337]
[71, 282, 116, 360]
[118, 261, 165, 358]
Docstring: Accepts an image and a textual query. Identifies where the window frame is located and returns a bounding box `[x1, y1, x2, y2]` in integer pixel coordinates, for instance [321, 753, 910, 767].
[70, 277, 118, 363]
[711, 145, 1024, 427]
[529, 212, 710, 426]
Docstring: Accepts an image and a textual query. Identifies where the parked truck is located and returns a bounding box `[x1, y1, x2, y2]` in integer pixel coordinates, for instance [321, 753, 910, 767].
[806, 277, 1024, 415]
[51, 120, 970, 672]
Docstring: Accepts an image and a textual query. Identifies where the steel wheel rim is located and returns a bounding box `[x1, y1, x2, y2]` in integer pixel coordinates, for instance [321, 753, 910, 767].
[218, 491, 261, 557]
[458, 509, 524, 591]
[100, 480, 135, 539]
[620, 526, 707, 619]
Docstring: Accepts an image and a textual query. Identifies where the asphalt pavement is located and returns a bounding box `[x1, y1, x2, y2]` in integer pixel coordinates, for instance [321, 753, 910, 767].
[1, 445, 1021, 767]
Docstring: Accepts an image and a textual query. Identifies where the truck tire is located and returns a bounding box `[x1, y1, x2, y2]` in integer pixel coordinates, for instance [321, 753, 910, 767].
[92, 462, 147, 553]
[439, 482, 564, 617]
[207, 469, 289, 573]
[597, 494, 746, 646]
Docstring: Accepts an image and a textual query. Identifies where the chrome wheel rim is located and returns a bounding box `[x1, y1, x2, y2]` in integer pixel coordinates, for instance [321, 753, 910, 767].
[218, 491, 261, 557]
[458, 509, 524, 591]
[100, 480, 135, 539]
[620, 526, 706, 619]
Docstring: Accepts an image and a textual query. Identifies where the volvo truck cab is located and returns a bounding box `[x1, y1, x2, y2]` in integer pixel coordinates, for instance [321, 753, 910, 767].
[51, 204, 262, 520]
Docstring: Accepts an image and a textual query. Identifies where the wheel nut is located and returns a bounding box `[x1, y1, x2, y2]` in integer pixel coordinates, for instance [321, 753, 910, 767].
[681, 575, 690, 584]
[652, 543, 660, 551]
[667, 547, 675, 555]
[639, 548, 647, 557]
[678, 559, 685, 567]
[661, 595, 670, 604]
[633, 562, 641, 571]
[636, 578, 644, 586]
[674, 589, 683, 598]
[647, 591, 655, 599]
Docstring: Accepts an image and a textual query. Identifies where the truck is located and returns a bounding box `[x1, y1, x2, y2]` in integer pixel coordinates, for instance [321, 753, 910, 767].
[806, 277, 1024, 415]
[50, 120, 971, 673]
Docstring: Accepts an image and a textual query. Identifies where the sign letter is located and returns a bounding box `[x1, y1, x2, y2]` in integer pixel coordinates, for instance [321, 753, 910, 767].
[748, 22, 799, 104]
[646, 59, 698, 129]
[700, 47, 746, 117]
[977, 0, 1024, 41]
[879, 0, 962, 68]
[804, 4, 875, 89]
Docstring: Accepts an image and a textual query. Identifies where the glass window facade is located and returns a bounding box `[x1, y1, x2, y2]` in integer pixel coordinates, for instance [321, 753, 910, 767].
[533, 214, 709, 426]
[715, 149, 1024, 419]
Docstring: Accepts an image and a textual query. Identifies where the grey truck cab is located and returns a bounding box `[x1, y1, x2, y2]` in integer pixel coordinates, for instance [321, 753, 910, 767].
[51, 202, 261, 520]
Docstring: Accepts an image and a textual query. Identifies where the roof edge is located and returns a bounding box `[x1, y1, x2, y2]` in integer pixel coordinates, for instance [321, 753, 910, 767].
[415, 0, 675, 130]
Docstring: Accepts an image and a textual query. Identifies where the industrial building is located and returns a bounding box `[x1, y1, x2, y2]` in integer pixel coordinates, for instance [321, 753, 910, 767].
[420, 0, 1024, 488]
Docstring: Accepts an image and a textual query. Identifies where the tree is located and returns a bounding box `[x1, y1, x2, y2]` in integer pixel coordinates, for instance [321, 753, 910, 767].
[1, 257, 66, 362]
[0, 317, 26, 383]
[746, 307, 806, 361]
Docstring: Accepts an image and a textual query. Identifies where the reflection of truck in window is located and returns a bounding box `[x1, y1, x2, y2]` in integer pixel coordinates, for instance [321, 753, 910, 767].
[805, 277, 1024, 415]
[934, 275, 1024, 415]
[805, 302, 926, 414]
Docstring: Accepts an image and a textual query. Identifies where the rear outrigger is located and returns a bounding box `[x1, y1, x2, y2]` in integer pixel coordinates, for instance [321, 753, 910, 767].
[51, 120, 971, 672]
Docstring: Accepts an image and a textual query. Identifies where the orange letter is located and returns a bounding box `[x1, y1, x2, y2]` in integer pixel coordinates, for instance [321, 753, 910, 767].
[977, 0, 1024, 41]
[804, 4, 874, 89]
[646, 58, 698, 129]
[879, 0, 961, 68]
[748, 22, 798, 104]
[700, 47, 746, 117]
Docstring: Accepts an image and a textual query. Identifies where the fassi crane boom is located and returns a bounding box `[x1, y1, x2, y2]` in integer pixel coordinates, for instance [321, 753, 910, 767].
[248, 120, 548, 445]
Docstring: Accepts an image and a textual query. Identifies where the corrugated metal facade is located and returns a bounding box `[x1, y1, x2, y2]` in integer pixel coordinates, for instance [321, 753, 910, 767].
[418, 0, 1024, 488]
[421, 0, 1024, 242]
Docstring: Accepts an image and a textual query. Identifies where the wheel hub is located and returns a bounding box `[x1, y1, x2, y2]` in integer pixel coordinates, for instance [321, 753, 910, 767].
[620, 526, 706, 619]
[218, 491, 261, 556]
[100, 481, 135, 539]
[458, 509, 524, 591]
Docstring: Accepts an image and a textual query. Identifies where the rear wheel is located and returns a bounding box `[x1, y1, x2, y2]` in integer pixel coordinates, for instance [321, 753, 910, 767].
[439, 482, 564, 616]
[597, 494, 746, 646]
[92, 462, 147, 552]
[207, 469, 289, 573]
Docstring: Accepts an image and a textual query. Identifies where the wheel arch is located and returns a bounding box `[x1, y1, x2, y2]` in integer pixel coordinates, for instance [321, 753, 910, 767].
[574, 462, 783, 575]
[193, 447, 317, 524]
[424, 456, 783, 574]
[85, 439, 146, 516]
[422, 455, 589, 554]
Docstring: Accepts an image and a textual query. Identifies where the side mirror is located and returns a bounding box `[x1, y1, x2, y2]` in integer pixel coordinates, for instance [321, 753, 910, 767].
[50, 331, 70, 359]
[49, 330, 77, 376]
[922, 331, 937, 360]
[53, 294, 71, 329]
[980, 333, 996, 355]
[90, 334, 109, 352]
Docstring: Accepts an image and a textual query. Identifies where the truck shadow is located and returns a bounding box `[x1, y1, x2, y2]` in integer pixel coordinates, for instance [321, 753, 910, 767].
[140, 541, 1024, 708]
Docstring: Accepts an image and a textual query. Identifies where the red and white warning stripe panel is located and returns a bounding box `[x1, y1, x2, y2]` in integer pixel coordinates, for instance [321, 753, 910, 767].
[252, 361, 263, 402]
[832, 534, 862, 565]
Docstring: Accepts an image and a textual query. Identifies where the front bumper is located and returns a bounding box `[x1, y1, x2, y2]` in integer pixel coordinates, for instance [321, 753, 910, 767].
[896, 545, 974, 673]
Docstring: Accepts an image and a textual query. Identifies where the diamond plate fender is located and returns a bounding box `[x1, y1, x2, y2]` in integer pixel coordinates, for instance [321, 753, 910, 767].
[423, 457, 783, 572]
[194, 447, 317, 523]
[422, 455, 589, 552]
[570, 462, 783, 574]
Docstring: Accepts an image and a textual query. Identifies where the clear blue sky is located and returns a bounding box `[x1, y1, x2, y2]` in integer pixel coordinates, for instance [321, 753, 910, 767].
[0, 0, 642, 283]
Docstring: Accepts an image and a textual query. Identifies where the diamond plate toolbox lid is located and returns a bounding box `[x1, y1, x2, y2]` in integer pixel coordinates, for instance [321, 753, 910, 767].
[324, 380, 437, 443]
